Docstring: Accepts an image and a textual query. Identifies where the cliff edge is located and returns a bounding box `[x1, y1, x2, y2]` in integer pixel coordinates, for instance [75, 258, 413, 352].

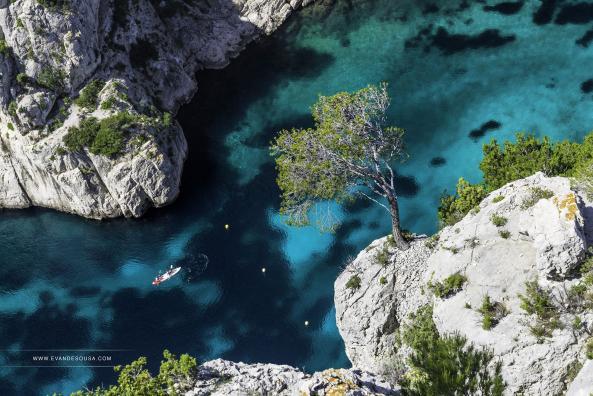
[335, 172, 593, 395]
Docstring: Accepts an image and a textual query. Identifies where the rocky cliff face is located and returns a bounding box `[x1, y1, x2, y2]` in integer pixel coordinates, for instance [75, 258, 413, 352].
[0, 0, 313, 218]
[335, 173, 593, 395]
[186, 359, 400, 395]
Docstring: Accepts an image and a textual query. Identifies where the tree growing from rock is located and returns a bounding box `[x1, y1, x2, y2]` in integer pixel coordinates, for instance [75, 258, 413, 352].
[271, 83, 410, 250]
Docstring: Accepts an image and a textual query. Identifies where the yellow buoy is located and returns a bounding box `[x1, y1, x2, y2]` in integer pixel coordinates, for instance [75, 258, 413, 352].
[224, 224, 229, 230]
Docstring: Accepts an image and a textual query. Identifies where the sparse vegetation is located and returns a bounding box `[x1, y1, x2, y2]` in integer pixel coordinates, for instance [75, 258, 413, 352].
[490, 214, 507, 227]
[478, 295, 508, 330]
[499, 230, 511, 239]
[428, 272, 467, 299]
[425, 234, 439, 249]
[520, 187, 554, 209]
[374, 243, 391, 266]
[492, 195, 504, 203]
[399, 305, 505, 395]
[346, 274, 361, 290]
[442, 245, 460, 255]
[518, 280, 561, 341]
[586, 338, 593, 359]
[379, 276, 387, 285]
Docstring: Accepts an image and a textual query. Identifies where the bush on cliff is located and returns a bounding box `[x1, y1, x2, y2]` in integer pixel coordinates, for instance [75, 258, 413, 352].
[400, 305, 505, 396]
[63, 112, 139, 157]
[71, 350, 197, 396]
[439, 132, 593, 226]
[75, 79, 106, 110]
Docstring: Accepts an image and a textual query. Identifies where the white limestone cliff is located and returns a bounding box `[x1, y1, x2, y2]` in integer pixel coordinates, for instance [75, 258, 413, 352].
[0, 0, 313, 218]
[335, 173, 593, 395]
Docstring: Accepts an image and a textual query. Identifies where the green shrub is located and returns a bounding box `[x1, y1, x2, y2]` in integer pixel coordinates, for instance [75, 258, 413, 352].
[162, 112, 172, 128]
[518, 280, 561, 341]
[478, 295, 507, 330]
[566, 359, 584, 384]
[428, 272, 467, 298]
[492, 195, 504, 203]
[8, 100, 17, 117]
[0, 40, 10, 56]
[480, 134, 577, 191]
[36, 0, 70, 12]
[100, 96, 118, 110]
[374, 244, 390, 266]
[520, 187, 554, 209]
[425, 234, 439, 249]
[75, 79, 105, 110]
[439, 133, 593, 226]
[63, 117, 100, 152]
[7, 122, 13, 130]
[71, 349, 197, 395]
[586, 338, 593, 359]
[438, 178, 488, 226]
[379, 276, 387, 285]
[37, 66, 65, 92]
[346, 274, 361, 290]
[499, 230, 511, 239]
[400, 305, 505, 396]
[490, 214, 507, 227]
[63, 112, 139, 157]
[16, 72, 28, 85]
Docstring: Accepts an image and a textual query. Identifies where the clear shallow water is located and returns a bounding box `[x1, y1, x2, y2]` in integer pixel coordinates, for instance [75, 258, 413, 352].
[3, 0, 593, 394]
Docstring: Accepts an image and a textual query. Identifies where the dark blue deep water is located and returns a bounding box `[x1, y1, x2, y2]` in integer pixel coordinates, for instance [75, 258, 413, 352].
[3, 0, 593, 394]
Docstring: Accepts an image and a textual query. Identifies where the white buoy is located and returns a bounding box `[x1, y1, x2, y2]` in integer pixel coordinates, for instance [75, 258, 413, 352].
[262, 267, 266, 273]
[304, 320, 309, 326]
[224, 224, 230, 230]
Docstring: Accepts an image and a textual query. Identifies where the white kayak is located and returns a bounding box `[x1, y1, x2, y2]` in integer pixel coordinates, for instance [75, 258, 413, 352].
[152, 266, 181, 286]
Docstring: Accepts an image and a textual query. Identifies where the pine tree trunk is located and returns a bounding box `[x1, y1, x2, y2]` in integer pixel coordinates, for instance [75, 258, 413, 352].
[387, 193, 410, 250]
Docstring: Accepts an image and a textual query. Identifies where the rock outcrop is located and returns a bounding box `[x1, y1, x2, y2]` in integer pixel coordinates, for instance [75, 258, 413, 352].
[186, 358, 400, 395]
[0, 0, 313, 218]
[336, 173, 593, 395]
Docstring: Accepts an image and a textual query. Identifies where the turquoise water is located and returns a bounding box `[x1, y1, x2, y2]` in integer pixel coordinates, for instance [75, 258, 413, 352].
[3, 0, 593, 394]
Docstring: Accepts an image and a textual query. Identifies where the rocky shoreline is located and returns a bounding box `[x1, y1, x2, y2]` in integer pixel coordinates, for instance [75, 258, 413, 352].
[187, 173, 593, 395]
[0, 0, 313, 218]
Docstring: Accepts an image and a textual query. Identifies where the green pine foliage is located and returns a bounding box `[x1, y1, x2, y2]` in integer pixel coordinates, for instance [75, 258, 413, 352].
[63, 112, 139, 157]
[71, 350, 197, 395]
[438, 178, 488, 226]
[75, 80, 106, 110]
[439, 133, 593, 227]
[400, 305, 505, 395]
[346, 274, 361, 289]
[428, 272, 467, 299]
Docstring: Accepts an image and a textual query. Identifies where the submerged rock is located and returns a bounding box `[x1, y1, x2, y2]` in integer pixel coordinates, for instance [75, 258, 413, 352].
[0, 0, 314, 218]
[336, 173, 593, 395]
